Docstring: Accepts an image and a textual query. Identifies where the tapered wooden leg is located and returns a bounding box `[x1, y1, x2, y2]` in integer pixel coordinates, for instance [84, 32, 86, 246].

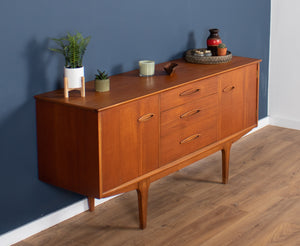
[64, 77, 69, 98]
[81, 76, 85, 97]
[136, 179, 150, 229]
[88, 196, 95, 212]
[222, 142, 232, 184]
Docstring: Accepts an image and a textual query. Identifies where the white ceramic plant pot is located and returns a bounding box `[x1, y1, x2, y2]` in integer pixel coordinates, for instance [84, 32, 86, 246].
[64, 66, 84, 89]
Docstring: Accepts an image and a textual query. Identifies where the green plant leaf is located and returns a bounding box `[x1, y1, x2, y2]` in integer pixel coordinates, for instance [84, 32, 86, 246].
[49, 32, 90, 68]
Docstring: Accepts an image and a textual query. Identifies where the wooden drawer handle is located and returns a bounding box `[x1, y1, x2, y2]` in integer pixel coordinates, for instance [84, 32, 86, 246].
[138, 113, 155, 122]
[180, 109, 201, 118]
[223, 86, 235, 93]
[179, 88, 200, 97]
[180, 133, 201, 144]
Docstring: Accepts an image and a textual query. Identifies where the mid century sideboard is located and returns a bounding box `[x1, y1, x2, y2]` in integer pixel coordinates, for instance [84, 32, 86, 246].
[35, 56, 261, 229]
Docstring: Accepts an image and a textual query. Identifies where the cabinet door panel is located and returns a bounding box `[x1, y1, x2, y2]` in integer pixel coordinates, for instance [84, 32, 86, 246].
[245, 64, 258, 128]
[138, 97, 160, 174]
[101, 95, 159, 192]
[220, 68, 245, 139]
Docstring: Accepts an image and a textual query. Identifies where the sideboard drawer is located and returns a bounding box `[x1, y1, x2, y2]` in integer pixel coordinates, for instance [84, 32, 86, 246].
[160, 122, 217, 165]
[160, 77, 218, 111]
[160, 98, 217, 166]
[161, 94, 218, 128]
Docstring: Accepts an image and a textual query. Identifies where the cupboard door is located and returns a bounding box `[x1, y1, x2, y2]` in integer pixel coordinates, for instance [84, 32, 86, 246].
[219, 68, 245, 139]
[101, 95, 159, 192]
[244, 64, 259, 128]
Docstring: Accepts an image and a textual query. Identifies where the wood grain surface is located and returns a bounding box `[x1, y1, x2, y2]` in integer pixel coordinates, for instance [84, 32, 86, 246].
[15, 125, 300, 246]
[34, 57, 260, 112]
[101, 95, 159, 192]
[35, 57, 260, 228]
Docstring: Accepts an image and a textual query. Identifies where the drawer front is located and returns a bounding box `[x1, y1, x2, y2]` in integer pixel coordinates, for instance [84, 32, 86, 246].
[160, 77, 218, 111]
[160, 122, 217, 166]
[161, 94, 218, 129]
[160, 95, 218, 165]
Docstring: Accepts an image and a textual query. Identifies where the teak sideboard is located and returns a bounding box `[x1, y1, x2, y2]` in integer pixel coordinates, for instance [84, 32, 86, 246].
[35, 56, 261, 229]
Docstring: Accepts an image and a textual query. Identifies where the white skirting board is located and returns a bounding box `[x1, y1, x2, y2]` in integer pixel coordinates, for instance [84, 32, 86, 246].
[0, 117, 271, 246]
[269, 116, 300, 131]
[0, 197, 117, 246]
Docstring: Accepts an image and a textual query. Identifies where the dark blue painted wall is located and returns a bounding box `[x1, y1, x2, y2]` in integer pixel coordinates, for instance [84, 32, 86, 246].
[0, 0, 270, 235]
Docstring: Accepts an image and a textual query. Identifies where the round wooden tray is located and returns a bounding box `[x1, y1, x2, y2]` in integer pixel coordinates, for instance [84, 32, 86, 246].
[184, 49, 232, 64]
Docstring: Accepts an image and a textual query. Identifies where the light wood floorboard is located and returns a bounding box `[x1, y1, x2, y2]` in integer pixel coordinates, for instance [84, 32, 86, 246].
[14, 126, 300, 246]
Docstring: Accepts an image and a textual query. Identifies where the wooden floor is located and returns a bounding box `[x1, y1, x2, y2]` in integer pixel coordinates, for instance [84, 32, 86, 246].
[15, 126, 300, 246]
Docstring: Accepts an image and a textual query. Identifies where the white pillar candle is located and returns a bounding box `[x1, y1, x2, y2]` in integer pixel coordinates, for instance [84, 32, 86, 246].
[139, 60, 155, 77]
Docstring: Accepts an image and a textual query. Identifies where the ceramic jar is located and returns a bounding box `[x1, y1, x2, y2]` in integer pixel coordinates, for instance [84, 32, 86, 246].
[207, 29, 222, 56]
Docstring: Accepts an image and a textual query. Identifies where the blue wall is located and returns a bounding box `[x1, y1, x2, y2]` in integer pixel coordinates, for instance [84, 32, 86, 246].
[0, 0, 270, 235]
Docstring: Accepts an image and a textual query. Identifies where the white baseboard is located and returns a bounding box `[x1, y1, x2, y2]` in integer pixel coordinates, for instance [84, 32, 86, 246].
[0, 117, 272, 246]
[269, 116, 300, 130]
[0, 196, 117, 246]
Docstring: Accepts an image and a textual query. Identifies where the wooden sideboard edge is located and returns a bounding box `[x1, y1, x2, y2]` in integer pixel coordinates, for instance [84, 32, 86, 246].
[101, 124, 256, 198]
[34, 97, 99, 113]
[34, 58, 262, 113]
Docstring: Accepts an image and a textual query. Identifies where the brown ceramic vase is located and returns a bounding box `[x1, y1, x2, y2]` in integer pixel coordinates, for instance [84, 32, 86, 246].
[207, 29, 222, 56]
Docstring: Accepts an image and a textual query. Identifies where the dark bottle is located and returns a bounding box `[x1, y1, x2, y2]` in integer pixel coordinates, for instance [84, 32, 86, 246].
[207, 29, 222, 56]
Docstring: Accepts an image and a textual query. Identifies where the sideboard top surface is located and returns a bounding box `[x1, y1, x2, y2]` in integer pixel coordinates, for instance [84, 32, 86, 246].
[35, 56, 261, 111]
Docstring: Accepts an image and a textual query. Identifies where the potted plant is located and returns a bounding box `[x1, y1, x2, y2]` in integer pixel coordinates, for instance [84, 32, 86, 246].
[95, 69, 110, 92]
[217, 43, 227, 56]
[50, 32, 91, 89]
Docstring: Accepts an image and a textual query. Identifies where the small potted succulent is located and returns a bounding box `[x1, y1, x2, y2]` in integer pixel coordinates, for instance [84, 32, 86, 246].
[95, 69, 110, 92]
[217, 43, 227, 56]
[50, 32, 91, 89]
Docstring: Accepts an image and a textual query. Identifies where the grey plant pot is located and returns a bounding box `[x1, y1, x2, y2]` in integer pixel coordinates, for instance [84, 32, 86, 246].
[95, 79, 110, 92]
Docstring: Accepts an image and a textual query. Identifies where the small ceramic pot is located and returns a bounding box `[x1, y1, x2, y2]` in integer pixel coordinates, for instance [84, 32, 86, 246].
[217, 48, 228, 56]
[95, 79, 110, 92]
